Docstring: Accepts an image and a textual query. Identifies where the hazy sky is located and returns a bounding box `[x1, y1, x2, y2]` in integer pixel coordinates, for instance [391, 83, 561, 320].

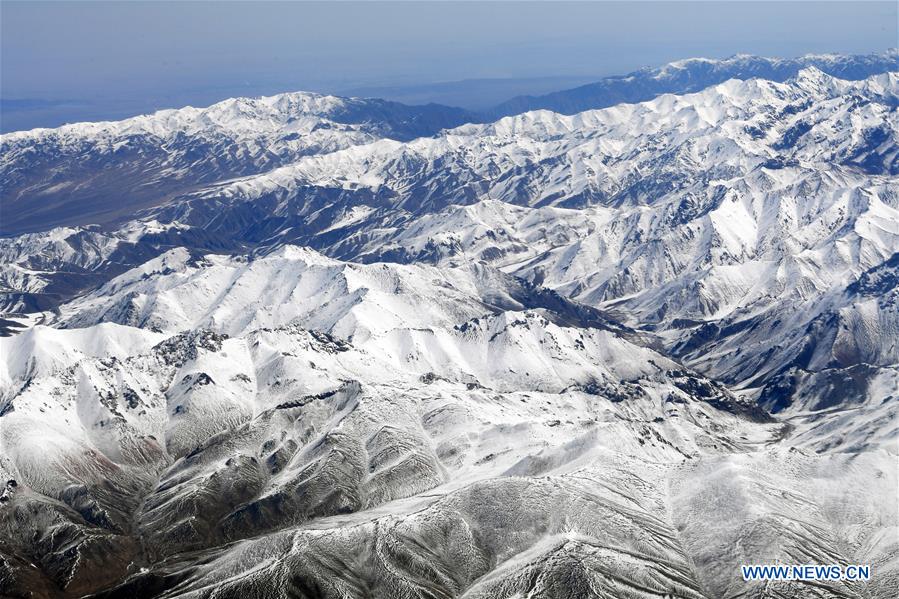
[1, 1, 897, 130]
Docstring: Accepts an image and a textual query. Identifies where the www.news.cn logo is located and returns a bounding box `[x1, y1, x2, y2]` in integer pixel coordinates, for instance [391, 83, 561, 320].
[742, 564, 871, 581]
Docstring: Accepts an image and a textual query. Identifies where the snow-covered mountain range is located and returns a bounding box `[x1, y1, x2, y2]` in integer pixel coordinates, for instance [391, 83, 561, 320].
[0, 52, 897, 598]
[0, 96, 474, 235]
[3, 50, 894, 238]
[488, 48, 899, 117]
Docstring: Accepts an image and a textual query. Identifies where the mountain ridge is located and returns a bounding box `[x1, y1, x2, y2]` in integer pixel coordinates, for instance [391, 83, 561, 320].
[3, 50, 896, 237]
[487, 48, 899, 118]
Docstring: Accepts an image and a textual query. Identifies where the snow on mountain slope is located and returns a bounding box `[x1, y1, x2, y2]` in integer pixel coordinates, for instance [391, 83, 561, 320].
[0, 225, 162, 313]
[0, 92, 474, 235]
[177, 69, 896, 213]
[1, 245, 803, 596]
[86, 446, 893, 599]
[58, 245, 517, 339]
[1, 59, 897, 598]
[0, 323, 163, 396]
[55, 246, 668, 394]
[120, 69, 894, 408]
[3, 314, 893, 597]
[4, 69, 895, 310]
[487, 48, 898, 118]
[6, 50, 891, 237]
[3, 69, 895, 418]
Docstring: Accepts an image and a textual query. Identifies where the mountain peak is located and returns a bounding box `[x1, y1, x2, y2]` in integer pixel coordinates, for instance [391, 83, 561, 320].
[791, 65, 848, 98]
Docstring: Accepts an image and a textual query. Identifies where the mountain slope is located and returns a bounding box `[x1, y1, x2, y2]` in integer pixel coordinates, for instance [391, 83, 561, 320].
[487, 49, 898, 118]
[4, 50, 894, 237]
[0, 94, 475, 235]
[1, 246, 815, 598]
[4, 70, 896, 410]
[123, 70, 897, 408]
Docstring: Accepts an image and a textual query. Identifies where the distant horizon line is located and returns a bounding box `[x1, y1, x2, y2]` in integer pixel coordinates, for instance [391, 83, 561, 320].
[2, 46, 896, 134]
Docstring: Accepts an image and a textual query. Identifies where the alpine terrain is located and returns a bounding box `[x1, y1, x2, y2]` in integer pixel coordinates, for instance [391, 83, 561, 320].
[0, 51, 897, 599]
